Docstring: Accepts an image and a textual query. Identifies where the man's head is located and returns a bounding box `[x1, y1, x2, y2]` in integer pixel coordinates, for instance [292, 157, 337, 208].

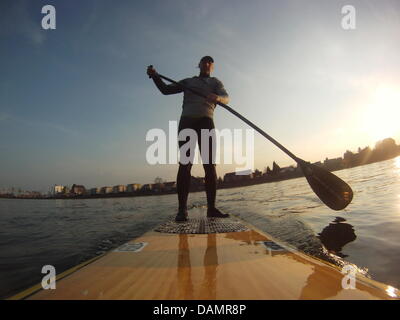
[198, 56, 214, 75]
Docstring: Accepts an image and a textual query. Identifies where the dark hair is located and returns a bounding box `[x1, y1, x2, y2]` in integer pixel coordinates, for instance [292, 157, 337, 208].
[200, 56, 214, 63]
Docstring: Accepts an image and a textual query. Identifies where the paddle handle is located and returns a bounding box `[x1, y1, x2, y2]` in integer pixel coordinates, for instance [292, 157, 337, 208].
[150, 69, 301, 164]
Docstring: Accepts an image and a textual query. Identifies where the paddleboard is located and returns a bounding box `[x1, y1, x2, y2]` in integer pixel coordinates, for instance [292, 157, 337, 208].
[9, 208, 399, 300]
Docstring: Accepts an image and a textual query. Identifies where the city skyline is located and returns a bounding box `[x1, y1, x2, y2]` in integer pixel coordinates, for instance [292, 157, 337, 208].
[1, 0, 400, 193]
[2, 136, 398, 195]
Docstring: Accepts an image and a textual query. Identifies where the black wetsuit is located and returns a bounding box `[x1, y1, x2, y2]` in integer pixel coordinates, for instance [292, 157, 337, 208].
[152, 74, 229, 213]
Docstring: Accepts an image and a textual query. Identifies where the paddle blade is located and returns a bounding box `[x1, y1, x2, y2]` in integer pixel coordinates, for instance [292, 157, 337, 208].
[299, 162, 353, 210]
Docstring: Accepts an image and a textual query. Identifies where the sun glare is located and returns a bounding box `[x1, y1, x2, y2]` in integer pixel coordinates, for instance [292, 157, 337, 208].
[386, 285, 398, 298]
[395, 156, 400, 169]
[362, 86, 400, 145]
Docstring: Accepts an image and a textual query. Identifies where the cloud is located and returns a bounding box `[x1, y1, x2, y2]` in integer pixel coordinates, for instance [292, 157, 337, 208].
[0, 0, 46, 46]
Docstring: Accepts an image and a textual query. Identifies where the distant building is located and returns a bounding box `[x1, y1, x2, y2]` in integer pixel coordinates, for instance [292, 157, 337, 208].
[343, 150, 355, 167]
[191, 176, 205, 186]
[141, 184, 153, 192]
[189, 176, 205, 191]
[253, 169, 262, 178]
[312, 161, 323, 167]
[324, 157, 344, 171]
[272, 161, 281, 174]
[100, 186, 113, 194]
[70, 184, 86, 195]
[280, 165, 296, 174]
[224, 171, 253, 183]
[375, 138, 397, 152]
[89, 188, 98, 195]
[126, 184, 141, 193]
[53, 185, 64, 195]
[29, 191, 42, 198]
[358, 147, 373, 165]
[224, 172, 237, 183]
[164, 181, 177, 192]
[113, 185, 126, 193]
[374, 138, 399, 160]
[151, 183, 165, 193]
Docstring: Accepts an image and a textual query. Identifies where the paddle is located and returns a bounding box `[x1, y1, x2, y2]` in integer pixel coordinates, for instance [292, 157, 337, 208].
[148, 67, 353, 210]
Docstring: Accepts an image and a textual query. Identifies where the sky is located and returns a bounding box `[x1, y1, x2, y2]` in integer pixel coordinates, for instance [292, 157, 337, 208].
[1, 0, 400, 193]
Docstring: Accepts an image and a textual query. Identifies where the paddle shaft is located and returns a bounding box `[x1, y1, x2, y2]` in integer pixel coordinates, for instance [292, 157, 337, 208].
[155, 73, 301, 163]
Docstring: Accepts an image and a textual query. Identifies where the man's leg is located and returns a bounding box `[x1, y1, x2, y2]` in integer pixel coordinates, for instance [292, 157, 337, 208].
[176, 117, 196, 222]
[203, 163, 217, 209]
[198, 118, 229, 218]
[176, 163, 192, 216]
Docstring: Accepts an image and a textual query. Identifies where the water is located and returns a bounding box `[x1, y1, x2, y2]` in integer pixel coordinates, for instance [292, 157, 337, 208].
[1, 157, 400, 299]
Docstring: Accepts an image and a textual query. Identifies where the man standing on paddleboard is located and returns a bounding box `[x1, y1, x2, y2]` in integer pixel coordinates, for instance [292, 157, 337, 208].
[147, 56, 230, 222]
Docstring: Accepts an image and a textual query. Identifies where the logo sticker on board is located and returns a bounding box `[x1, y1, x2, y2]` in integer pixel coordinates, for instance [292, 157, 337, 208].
[258, 241, 286, 252]
[114, 242, 148, 252]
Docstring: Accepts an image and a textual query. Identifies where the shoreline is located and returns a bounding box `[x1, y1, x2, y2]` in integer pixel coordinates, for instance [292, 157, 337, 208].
[3, 153, 400, 201]
[0, 168, 327, 200]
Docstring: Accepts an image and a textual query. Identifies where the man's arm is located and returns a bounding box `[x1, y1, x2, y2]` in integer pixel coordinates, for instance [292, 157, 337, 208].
[147, 66, 183, 95]
[152, 76, 184, 95]
[213, 78, 229, 104]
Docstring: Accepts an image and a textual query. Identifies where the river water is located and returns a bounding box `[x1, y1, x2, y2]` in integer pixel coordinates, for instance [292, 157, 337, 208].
[1, 157, 400, 299]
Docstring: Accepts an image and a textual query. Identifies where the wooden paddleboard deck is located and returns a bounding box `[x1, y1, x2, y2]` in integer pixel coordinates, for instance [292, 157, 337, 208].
[12, 208, 399, 300]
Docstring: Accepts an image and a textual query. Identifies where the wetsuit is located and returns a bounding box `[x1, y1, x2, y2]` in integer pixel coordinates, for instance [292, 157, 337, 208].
[151, 75, 229, 213]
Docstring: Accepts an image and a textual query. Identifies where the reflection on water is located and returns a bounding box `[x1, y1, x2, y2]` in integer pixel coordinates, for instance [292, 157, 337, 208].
[177, 234, 193, 299]
[318, 217, 357, 258]
[177, 234, 218, 299]
[201, 234, 218, 299]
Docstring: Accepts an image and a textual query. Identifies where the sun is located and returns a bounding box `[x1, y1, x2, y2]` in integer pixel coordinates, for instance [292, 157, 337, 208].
[362, 86, 400, 145]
